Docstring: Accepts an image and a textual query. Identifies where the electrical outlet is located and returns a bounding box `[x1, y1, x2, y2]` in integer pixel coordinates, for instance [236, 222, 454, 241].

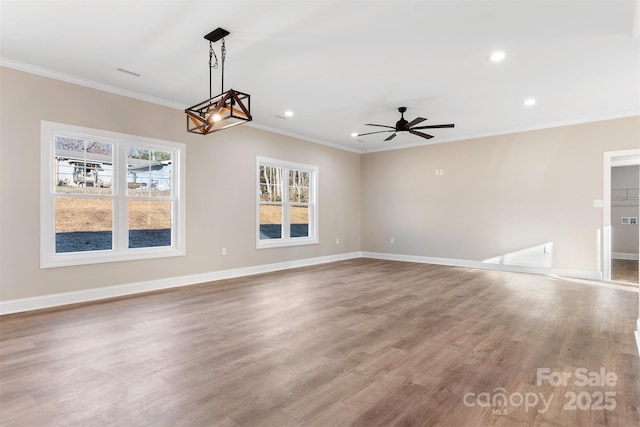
[390, 237, 395, 244]
[336, 238, 340, 245]
[221, 247, 227, 255]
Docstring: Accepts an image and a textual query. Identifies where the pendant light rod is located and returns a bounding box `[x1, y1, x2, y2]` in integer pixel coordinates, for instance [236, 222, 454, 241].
[205, 27, 229, 96]
[221, 38, 226, 94]
[209, 41, 214, 99]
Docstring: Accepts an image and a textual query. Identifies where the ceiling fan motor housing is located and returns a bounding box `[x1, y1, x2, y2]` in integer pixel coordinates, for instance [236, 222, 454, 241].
[396, 107, 408, 131]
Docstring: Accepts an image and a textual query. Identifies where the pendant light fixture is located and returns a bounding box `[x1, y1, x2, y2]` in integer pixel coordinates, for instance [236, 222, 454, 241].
[185, 28, 252, 135]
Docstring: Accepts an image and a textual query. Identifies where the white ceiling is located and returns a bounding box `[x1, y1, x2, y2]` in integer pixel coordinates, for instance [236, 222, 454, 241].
[1, 1, 639, 152]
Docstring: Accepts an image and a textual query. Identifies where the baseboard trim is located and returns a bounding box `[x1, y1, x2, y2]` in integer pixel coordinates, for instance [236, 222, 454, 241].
[360, 252, 602, 281]
[0, 251, 616, 315]
[0, 252, 362, 315]
[612, 252, 639, 260]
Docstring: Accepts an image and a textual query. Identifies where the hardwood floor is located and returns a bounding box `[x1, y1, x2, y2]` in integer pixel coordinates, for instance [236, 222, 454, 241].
[612, 259, 639, 284]
[1, 259, 639, 426]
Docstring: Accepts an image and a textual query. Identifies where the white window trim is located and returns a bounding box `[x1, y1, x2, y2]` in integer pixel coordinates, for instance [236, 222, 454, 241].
[256, 157, 318, 249]
[40, 121, 186, 268]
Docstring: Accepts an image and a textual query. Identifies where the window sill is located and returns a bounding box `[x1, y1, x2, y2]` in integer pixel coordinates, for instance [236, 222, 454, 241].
[256, 237, 318, 250]
[40, 247, 185, 268]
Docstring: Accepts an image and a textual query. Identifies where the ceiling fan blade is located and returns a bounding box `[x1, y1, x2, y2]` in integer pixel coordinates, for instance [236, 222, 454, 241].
[384, 133, 397, 141]
[409, 130, 434, 139]
[356, 130, 394, 137]
[411, 124, 455, 130]
[406, 117, 426, 128]
[364, 124, 396, 129]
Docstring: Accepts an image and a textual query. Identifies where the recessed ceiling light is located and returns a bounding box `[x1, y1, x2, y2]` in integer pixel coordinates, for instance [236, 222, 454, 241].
[489, 51, 506, 62]
[284, 110, 294, 118]
[524, 98, 536, 106]
[351, 132, 358, 138]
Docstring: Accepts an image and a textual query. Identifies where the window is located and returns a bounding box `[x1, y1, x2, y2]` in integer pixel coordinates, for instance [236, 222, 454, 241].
[257, 157, 317, 248]
[40, 121, 185, 268]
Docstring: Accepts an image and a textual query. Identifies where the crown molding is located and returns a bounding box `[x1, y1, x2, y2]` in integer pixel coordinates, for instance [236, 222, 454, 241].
[1, 57, 362, 154]
[247, 122, 363, 154]
[3, 57, 637, 156]
[0, 57, 187, 110]
[360, 111, 640, 154]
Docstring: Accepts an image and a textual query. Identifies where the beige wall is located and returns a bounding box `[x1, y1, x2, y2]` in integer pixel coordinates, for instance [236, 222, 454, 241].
[361, 116, 640, 273]
[0, 67, 361, 301]
[611, 165, 640, 256]
[2, 66, 639, 303]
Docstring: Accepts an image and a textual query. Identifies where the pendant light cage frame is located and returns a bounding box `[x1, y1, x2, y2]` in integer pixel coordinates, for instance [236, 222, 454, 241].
[185, 89, 251, 134]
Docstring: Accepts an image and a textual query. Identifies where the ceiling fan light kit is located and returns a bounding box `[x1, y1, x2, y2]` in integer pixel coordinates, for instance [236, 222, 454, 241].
[357, 107, 454, 142]
[185, 27, 252, 135]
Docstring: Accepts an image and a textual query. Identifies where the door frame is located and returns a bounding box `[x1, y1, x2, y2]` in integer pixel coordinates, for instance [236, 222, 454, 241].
[602, 149, 640, 281]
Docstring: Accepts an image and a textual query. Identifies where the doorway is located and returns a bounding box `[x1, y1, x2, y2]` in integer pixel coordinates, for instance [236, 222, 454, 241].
[611, 164, 639, 283]
[603, 150, 640, 283]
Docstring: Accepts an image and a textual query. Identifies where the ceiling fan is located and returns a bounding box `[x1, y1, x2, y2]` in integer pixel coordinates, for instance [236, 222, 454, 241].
[357, 107, 454, 141]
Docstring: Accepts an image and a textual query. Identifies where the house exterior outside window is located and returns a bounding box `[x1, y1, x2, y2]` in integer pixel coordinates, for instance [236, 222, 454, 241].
[40, 121, 185, 268]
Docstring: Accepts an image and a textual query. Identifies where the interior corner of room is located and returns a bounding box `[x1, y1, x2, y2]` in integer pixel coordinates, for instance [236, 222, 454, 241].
[1, 63, 638, 316]
[1, 2, 639, 424]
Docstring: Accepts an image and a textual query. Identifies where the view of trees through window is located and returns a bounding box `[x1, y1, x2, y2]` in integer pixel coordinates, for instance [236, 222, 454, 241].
[258, 160, 313, 243]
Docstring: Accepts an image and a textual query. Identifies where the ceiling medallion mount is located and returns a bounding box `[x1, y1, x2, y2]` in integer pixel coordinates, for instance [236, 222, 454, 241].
[185, 27, 252, 135]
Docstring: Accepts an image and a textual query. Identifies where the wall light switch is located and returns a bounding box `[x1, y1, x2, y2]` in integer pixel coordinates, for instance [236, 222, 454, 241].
[593, 199, 604, 208]
[221, 247, 227, 255]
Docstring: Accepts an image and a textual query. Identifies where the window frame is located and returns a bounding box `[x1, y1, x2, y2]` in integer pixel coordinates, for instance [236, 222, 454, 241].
[40, 121, 186, 268]
[256, 157, 318, 249]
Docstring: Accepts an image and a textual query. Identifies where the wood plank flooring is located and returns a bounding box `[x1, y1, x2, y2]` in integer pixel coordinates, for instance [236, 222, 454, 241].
[612, 259, 639, 284]
[1, 259, 639, 426]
